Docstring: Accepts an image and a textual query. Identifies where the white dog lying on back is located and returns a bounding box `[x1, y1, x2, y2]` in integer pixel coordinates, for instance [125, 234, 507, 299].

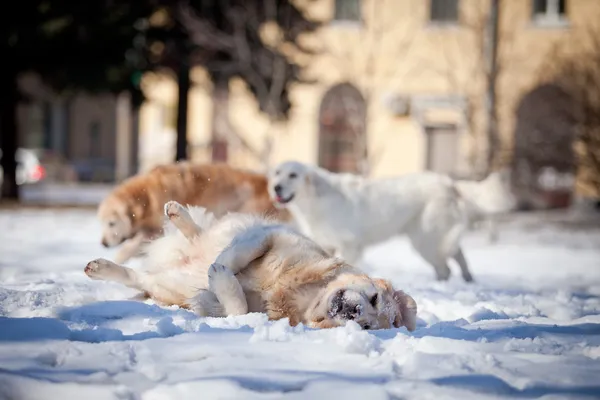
[84, 200, 417, 331]
[268, 161, 515, 282]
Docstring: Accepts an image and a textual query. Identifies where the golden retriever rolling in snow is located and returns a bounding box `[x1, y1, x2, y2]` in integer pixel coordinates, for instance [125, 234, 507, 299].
[85, 201, 417, 331]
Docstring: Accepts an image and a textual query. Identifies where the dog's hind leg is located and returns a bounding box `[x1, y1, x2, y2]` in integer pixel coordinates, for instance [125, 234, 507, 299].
[423, 254, 451, 281]
[165, 201, 202, 240]
[207, 263, 248, 316]
[407, 235, 451, 281]
[486, 217, 499, 244]
[205, 228, 278, 315]
[214, 229, 274, 274]
[452, 247, 474, 283]
[84, 258, 144, 291]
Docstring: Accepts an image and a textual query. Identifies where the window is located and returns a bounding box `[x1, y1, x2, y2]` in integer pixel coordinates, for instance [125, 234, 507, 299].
[334, 0, 360, 22]
[532, 0, 567, 26]
[430, 0, 459, 23]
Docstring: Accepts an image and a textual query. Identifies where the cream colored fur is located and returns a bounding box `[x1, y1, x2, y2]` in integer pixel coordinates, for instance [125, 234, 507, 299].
[85, 201, 417, 331]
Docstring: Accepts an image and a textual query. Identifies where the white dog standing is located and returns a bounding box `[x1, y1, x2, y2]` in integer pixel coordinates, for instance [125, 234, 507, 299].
[268, 162, 514, 282]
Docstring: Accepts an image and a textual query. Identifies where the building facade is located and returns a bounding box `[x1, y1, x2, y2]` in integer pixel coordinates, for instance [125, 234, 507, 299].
[17, 1, 598, 208]
[140, 0, 600, 207]
[16, 74, 136, 183]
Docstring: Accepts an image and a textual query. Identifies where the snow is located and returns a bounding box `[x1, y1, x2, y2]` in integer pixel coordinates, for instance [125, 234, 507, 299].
[1, 208, 600, 400]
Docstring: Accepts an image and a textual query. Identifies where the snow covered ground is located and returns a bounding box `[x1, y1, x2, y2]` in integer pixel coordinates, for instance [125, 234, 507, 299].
[0, 208, 599, 400]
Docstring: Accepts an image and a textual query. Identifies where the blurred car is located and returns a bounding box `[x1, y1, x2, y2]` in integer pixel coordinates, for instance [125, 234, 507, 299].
[0, 148, 47, 186]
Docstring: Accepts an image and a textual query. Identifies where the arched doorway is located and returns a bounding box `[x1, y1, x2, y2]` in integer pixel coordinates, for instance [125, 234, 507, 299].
[318, 83, 366, 174]
[512, 84, 576, 209]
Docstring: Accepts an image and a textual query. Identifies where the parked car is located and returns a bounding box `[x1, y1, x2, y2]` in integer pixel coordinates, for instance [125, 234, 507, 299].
[0, 148, 47, 186]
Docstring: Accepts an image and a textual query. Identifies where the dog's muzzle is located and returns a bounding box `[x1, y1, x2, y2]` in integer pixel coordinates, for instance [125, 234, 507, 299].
[328, 289, 363, 321]
[273, 185, 295, 204]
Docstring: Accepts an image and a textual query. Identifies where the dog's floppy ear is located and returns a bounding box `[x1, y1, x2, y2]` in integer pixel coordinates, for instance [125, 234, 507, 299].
[304, 169, 330, 197]
[126, 188, 150, 230]
[392, 290, 417, 331]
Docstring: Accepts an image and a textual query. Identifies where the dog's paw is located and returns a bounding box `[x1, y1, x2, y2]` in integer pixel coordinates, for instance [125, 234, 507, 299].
[84, 258, 113, 280]
[208, 263, 236, 293]
[164, 201, 184, 219]
[207, 263, 248, 315]
[190, 289, 224, 317]
[208, 262, 231, 279]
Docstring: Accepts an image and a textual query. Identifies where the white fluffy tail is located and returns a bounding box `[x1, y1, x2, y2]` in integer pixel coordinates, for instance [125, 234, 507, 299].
[454, 170, 516, 216]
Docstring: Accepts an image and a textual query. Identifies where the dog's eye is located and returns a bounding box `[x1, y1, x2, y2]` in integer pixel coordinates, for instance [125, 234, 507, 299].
[289, 172, 297, 179]
[275, 170, 280, 175]
[108, 221, 116, 227]
[369, 294, 378, 307]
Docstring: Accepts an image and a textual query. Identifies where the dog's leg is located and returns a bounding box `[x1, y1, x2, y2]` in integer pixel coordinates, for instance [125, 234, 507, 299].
[408, 236, 451, 281]
[487, 217, 499, 244]
[164, 200, 202, 240]
[431, 260, 451, 281]
[207, 263, 248, 316]
[214, 230, 274, 274]
[205, 228, 276, 315]
[414, 246, 450, 281]
[452, 247, 474, 283]
[114, 232, 146, 264]
[84, 258, 144, 290]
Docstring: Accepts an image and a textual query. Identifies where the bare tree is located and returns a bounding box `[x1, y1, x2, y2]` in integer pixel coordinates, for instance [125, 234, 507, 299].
[176, 0, 318, 170]
[432, 0, 525, 177]
[541, 26, 600, 199]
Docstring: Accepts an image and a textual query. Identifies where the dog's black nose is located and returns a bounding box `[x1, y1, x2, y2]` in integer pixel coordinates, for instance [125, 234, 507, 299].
[274, 184, 282, 195]
[341, 304, 362, 320]
[101, 240, 109, 248]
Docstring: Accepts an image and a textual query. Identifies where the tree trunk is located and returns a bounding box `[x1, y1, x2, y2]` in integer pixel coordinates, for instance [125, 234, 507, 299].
[0, 73, 19, 201]
[115, 91, 133, 182]
[130, 105, 140, 175]
[175, 50, 190, 161]
[211, 79, 230, 163]
[484, 0, 500, 175]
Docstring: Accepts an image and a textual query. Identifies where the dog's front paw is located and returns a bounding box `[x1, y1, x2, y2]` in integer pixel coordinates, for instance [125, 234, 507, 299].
[208, 263, 231, 279]
[164, 201, 184, 219]
[208, 263, 236, 293]
[84, 258, 112, 280]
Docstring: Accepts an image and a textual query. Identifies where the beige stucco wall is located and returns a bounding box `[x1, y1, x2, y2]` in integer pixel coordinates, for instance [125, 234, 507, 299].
[139, 0, 600, 188]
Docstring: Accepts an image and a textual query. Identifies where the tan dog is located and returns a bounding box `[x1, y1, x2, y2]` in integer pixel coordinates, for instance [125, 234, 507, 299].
[98, 162, 291, 264]
[85, 201, 417, 331]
